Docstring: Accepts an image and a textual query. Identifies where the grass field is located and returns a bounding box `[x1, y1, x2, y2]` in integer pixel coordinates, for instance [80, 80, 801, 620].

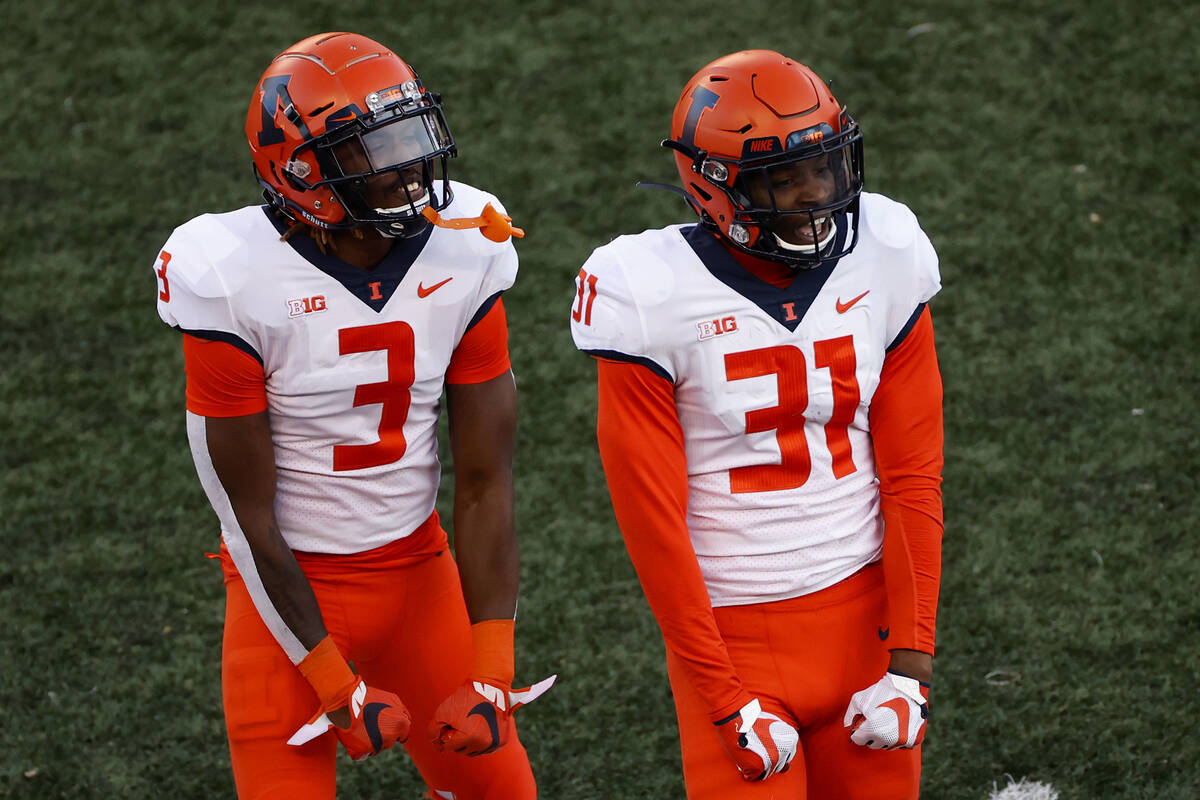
[2, 0, 1197, 797]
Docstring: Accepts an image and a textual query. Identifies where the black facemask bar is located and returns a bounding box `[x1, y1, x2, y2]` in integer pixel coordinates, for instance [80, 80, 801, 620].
[725, 145, 857, 264]
[286, 103, 457, 238]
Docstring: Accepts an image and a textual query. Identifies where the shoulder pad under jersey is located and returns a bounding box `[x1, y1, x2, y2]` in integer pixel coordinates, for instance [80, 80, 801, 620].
[570, 228, 681, 380]
[861, 193, 939, 300]
[435, 181, 519, 299]
[153, 209, 261, 343]
[860, 191, 923, 250]
[858, 192, 942, 342]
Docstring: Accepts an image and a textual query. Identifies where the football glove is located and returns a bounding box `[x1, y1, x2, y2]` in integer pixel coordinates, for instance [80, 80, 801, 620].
[843, 671, 929, 750]
[288, 679, 412, 760]
[714, 698, 799, 781]
[428, 675, 556, 756]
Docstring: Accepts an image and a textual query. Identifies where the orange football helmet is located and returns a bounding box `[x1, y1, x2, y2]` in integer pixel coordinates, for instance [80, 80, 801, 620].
[246, 32, 455, 237]
[664, 50, 863, 267]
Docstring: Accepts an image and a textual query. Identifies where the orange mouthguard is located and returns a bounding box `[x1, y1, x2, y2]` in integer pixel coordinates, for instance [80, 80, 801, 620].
[422, 203, 526, 242]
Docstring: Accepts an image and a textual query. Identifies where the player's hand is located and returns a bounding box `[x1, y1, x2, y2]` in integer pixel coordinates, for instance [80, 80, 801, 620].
[428, 675, 556, 757]
[288, 679, 412, 760]
[843, 671, 929, 749]
[714, 698, 799, 781]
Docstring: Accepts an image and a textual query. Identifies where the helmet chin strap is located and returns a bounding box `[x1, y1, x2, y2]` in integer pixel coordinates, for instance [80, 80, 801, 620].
[771, 217, 838, 254]
[372, 186, 432, 238]
[374, 186, 431, 217]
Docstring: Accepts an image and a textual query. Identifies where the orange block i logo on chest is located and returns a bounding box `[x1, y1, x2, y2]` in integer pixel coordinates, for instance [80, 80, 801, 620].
[697, 315, 739, 341]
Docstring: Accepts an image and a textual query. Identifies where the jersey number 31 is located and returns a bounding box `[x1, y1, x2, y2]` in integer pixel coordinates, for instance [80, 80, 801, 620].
[725, 338, 859, 493]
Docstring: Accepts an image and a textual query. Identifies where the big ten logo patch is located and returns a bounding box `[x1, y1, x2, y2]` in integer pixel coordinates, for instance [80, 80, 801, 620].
[697, 315, 738, 341]
[287, 295, 327, 317]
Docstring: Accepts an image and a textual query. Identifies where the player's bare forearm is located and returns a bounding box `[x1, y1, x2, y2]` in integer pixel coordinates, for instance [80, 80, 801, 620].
[454, 482, 519, 621]
[205, 412, 330, 650]
[888, 649, 933, 683]
[246, 522, 330, 650]
[447, 371, 519, 622]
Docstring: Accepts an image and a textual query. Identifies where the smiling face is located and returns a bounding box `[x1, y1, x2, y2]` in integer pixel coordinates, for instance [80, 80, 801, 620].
[331, 135, 428, 215]
[743, 153, 845, 248]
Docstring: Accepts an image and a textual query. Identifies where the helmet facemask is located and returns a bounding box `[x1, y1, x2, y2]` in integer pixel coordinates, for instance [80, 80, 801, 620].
[285, 101, 455, 238]
[711, 118, 864, 268]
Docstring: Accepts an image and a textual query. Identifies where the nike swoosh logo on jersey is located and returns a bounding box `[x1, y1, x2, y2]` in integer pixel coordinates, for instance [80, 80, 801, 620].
[417, 277, 453, 297]
[836, 290, 870, 313]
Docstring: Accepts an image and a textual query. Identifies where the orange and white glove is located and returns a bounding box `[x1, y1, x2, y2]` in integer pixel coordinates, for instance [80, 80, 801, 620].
[714, 698, 799, 781]
[428, 619, 556, 756]
[843, 671, 929, 750]
[286, 636, 411, 760]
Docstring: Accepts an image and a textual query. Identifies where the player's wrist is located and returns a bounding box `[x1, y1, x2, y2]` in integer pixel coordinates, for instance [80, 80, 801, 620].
[469, 618, 515, 688]
[887, 648, 933, 684]
[297, 635, 359, 713]
[707, 688, 757, 726]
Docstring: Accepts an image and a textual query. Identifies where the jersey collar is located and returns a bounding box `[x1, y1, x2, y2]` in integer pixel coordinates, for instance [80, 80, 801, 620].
[682, 220, 846, 332]
[263, 206, 433, 312]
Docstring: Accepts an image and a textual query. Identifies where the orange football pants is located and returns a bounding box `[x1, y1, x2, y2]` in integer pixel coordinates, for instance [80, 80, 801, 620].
[666, 563, 921, 799]
[217, 523, 536, 800]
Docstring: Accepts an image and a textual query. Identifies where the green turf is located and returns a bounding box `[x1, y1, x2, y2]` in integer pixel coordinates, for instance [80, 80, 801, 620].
[2, 0, 1197, 797]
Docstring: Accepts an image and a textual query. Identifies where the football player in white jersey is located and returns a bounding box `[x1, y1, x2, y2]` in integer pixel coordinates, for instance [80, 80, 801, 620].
[570, 50, 944, 798]
[153, 32, 551, 799]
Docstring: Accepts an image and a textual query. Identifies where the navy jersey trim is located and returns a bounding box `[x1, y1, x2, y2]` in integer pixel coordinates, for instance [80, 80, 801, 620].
[466, 291, 503, 333]
[178, 327, 263, 366]
[262, 206, 433, 312]
[886, 303, 927, 352]
[583, 349, 673, 383]
[681, 222, 846, 333]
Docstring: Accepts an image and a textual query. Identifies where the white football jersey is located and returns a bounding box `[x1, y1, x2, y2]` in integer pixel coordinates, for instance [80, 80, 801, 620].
[157, 181, 516, 556]
[572, 192, 940, 606]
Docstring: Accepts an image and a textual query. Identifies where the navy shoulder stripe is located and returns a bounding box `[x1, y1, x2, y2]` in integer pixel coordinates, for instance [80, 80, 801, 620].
[178, 327, 263, 366]
[466, 291, 503, 332]
[886, 303, 926, 353]
[583, 349, 673, 383]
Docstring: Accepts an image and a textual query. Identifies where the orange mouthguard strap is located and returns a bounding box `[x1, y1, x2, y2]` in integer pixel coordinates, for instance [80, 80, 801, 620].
[297, 635, 359, 712]
[422, 204, 526, 242]
[470, 618, 516, 688]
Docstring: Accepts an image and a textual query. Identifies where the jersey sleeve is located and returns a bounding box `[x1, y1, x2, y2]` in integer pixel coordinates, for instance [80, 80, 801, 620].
[596, 358, 751, 722]
[183, 334, 268, 416]
[154, 219, 262, 362]
[570, 244, 675, 381]
[447, 183, 520, 325]
[869, 306, 944, 655]
[477, 236, 518, 305]
[446, 297, 511, 385]
[862, 195, 942, 349]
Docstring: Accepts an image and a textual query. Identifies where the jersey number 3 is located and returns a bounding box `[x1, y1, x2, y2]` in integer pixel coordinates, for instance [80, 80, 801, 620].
[334, 321, 415, 471]
[572, 268, 598, 326]
[724, 337, 860, 493]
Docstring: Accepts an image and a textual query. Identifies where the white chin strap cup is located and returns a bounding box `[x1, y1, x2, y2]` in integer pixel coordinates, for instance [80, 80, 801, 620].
[774, 217, 837, 254]
[376, 196, 430, 216]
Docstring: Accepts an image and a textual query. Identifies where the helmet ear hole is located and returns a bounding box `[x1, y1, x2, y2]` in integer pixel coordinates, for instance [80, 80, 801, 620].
[282, 162, 312, 193]
[701, 160, 729, 183]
